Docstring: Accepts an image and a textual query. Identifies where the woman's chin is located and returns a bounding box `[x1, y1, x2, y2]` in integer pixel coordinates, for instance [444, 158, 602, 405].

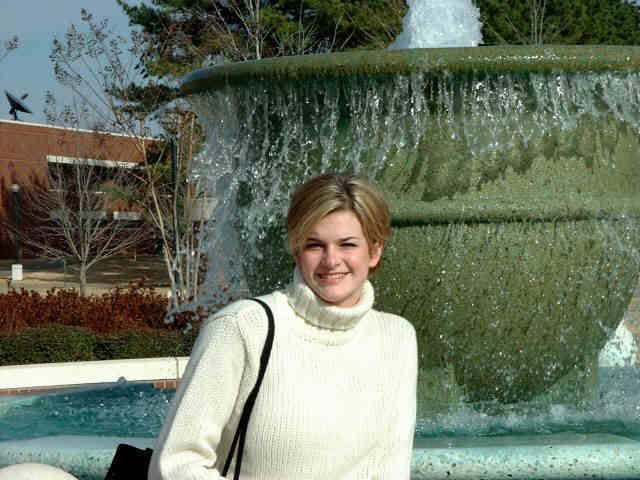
[317, 289, 359, 308]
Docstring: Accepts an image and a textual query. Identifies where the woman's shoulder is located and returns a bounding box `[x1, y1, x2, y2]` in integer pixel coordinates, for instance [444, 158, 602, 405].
[204, 291, 283, 329]
[192, 293, 283, 354]
[368, 310, 417, 366]
[370, 309, 416, 340]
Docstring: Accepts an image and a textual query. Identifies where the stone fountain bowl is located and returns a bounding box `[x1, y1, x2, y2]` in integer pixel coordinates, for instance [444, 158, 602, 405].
[182, 46, 640, 404]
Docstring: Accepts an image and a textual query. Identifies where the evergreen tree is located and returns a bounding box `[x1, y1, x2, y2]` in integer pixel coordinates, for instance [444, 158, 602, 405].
[118, 0, 640, 85]
[117, 0, 407, 78]
[112, 0, 640, 116]
[477, 0, 640, 45]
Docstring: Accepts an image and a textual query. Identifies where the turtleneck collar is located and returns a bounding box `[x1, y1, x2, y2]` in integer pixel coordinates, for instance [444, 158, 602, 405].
[285, 267, 374, 331]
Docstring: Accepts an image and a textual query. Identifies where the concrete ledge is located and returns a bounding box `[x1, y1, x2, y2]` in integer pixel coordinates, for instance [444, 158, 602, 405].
[0, 357, 190, 393]
[412, 433, 640, 479]
[2, 433, 639, 480]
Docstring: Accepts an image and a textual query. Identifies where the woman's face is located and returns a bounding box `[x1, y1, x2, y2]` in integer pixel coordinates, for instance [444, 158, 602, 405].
[295, 209, 382, 308]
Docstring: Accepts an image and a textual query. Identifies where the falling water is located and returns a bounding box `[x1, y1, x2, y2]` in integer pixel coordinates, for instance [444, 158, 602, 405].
[175, 39, 640, 477]
[389, 0, 483, 49]
[186, 69, 640, 310]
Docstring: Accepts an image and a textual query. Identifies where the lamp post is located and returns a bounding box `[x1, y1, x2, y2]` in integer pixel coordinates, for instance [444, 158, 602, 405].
[9, 183, 22, 281]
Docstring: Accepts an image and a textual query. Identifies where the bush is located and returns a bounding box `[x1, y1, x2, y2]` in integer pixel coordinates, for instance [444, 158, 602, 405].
[0, 286, 205, 365]
[0, 325, 198, 366]
[0, 325, 96, 365]
[93, 329, 197, 360]
[0, 284, 205, 334]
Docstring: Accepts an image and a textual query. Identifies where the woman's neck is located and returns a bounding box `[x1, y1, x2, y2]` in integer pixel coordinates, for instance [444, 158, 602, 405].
[286, 267, 374, 331]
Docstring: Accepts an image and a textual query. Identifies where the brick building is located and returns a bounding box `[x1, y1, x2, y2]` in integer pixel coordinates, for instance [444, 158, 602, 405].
[0, 119, 153, 258]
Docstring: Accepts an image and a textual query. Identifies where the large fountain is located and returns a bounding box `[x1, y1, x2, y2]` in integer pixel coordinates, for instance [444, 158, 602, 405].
[178, 0, 640, 477]
[182, 5, 640, 400]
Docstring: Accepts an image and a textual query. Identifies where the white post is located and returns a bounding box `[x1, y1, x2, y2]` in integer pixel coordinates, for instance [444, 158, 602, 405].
[11, 263, 22, 281]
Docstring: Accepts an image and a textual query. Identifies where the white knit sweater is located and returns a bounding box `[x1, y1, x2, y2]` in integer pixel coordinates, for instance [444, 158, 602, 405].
[149, 270, 417, 480]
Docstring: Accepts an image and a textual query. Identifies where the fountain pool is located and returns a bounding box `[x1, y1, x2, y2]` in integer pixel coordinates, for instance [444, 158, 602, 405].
[0, 383, 165, 480]
[0, 367, 638, 479]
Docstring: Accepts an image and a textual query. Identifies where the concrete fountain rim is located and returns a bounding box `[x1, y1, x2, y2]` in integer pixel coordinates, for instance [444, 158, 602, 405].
[389, 194, 640, 226]
[181, 45, 640, 95]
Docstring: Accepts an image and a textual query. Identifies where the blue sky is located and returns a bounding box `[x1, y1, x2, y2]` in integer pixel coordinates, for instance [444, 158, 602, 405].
[0, 0, 137, 124]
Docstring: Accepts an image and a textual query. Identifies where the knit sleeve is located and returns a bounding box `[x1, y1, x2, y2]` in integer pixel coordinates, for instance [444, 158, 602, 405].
[377, 324, 418, 479]
[148, 313, 246, 480]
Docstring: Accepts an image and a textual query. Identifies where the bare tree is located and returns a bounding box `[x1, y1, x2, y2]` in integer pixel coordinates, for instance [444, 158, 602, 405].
[480, 0, 564, 45]
[353, 0, 406, 50]
[16, 156, 151, 296]
[48, 10, 151, 136]
[46, 5, 365, 314]
[501, 0, 552, 44]
[0, 36, 19, 63]
[123, 0, 343, 69]
[528, 0, 547, 45]
[47, 10, 209, 312]
[130, 108, 209, 313]
[205, 0, 332, 60]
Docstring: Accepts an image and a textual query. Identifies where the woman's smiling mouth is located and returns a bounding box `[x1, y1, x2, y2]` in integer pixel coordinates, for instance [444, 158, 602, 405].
[317, 272, 349, 281]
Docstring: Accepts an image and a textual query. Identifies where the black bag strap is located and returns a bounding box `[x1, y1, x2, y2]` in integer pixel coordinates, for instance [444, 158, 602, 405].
[221, 297, 275, 480]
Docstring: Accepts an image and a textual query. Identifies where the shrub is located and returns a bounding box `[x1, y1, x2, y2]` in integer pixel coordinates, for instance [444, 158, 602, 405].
[0, 325, 96, 365]
[0, 284, 205, 334]
[93, 329, 197, 360]
[0, 325, 198, 366]
[0, 285, 207, 365]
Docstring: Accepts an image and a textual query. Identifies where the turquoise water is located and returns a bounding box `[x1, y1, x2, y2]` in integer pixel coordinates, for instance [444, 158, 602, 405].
[0, 369, 639, 479]
[416, 367, 640, 442]
[0, 367, 638, 443]
[0, 382, 173, 441]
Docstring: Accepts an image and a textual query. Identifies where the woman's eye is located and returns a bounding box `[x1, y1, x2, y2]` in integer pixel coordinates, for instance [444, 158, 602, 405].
[304, 243, 322, 250]
[342, 243, 357, 248]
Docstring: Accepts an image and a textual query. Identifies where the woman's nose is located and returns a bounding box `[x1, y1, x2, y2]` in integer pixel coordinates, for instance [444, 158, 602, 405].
[322, 246, 339, 267]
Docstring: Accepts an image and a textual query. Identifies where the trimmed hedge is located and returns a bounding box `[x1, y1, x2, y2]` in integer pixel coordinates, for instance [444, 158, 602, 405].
[0, 325, 96, 365]
[0, 284, 203, 334]
[0, 324, 197, 366]
[93, 328, 197, 360]
[0, 286, 205, 365]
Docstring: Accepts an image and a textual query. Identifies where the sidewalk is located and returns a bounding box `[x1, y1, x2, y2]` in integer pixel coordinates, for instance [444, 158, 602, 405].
[0, 255, 170, 295]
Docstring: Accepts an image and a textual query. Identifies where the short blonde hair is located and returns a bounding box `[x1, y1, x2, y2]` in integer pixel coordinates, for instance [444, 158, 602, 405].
[286, 173, 391, 256]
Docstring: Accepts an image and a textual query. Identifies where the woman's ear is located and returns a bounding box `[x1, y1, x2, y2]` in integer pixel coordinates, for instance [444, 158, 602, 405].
[368, 242, 384, 269]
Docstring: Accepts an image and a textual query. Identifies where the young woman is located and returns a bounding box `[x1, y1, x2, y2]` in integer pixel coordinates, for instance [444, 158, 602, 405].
[149, 173, 417, 479]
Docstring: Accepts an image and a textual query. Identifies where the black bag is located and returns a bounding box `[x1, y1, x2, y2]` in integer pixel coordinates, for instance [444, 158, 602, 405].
[104, 298, 275, 480]
[104, 443, 153, 480]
